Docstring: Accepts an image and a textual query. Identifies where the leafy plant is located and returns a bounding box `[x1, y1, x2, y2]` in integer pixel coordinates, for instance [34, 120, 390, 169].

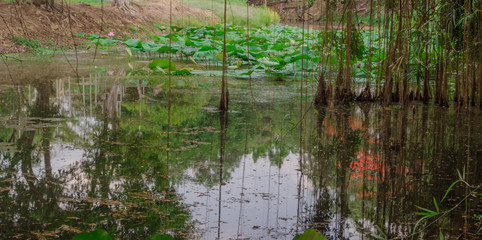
[9, 35, 41, 49]
[149, 59, 176, 71]
[293, 229, 327, 240]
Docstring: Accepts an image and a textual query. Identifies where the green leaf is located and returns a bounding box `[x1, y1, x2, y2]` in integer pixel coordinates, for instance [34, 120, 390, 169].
[154, 24, 167, 31]
[171, 26, 184, 32]
[415, 206, 437, 215]
[412, 215, 431, 236]
[369, 233, 386, 240]
[72, 229, 114, 240]
[293, 229, 327, 240]
[239, 70, 254, 76]
[76, 32, 86, 37]
[149, 59, 176, 71]
[123, 39, 141, 48]
[87, 33, 99, 40]
[439, 231, 445, 240]
[375, 225, 387, 238]
[433, 197, 439, 213]
[172, 69, 192, 76]
[441, 180, 461, 203]
[148, 235, 174, 240]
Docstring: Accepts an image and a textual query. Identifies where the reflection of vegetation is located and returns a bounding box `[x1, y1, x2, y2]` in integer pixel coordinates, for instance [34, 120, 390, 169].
[0, 72, 302, 238]
[0, 65, 480, 239]
[72, 229, 175, 240]
[0, 80, 191, 239]
[303, 104, 481, 239]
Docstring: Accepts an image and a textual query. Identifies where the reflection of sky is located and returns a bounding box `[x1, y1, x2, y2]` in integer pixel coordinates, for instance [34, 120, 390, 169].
[176, 147, 389, 239]
[177, 151, 366, 239]
[178, 152, 306, 239]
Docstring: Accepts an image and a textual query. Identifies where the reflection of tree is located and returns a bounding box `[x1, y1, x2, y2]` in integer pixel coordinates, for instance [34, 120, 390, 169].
[310, 105, 332, 234]
[217, 111, 228, 240]
[0, 79, 63, 238]
[0, 79, 191, 239]
[65, 86, 190, 238]
[303, 104, 480, 239]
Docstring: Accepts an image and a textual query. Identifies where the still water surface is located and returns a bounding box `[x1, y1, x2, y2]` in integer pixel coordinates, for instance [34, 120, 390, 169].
[0, 53, 480, 239]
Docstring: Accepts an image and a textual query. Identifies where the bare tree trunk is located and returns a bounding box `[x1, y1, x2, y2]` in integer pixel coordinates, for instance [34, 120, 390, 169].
[339, 0, 353, 104]
[314, 0, 330, 106]
[314, 73, 327, 106]
[423, 44, 430, 104]
[384, 1, 395, 105]
[479, 0, 482, 108]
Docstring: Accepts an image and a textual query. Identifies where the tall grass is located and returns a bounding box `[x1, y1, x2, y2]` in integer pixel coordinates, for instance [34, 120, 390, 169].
[181, 0, 280, 27]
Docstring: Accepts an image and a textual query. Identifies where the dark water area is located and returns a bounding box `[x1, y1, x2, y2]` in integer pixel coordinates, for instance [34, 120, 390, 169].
[0, 53, 480, 239]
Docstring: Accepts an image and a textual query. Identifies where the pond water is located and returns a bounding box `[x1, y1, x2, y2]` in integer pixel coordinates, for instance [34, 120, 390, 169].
[0, 53, 480, 239]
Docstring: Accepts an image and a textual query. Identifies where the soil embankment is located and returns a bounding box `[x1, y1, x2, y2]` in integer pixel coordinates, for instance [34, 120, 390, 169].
[0, 0, 218, 53]
[250, 0, 370, 22]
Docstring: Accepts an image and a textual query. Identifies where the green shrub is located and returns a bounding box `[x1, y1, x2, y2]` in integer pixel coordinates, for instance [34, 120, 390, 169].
[9, 35, 41, 49]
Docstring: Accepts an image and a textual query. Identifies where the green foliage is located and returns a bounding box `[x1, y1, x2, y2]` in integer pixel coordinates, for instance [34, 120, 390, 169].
[172, 69, 192, 76]
[350, 25, 366, 60]
[148, 235, 174, 240]
[293, 229, 327, 240]
[72, 229, 114, 240]
[9, 35, 41, 49]
[149, 59, 176, 71]
[83, 24, 321, 79]
[370, 225, 388, 240]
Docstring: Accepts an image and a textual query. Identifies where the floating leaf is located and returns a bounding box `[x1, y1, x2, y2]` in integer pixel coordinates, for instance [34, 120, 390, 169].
[293, 229, 327, 240]
[148, 59, 176, 71]
[154, 24, 167, 31]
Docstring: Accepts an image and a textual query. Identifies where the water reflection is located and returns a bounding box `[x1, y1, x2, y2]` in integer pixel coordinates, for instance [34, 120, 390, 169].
[0, 59, 480, 239]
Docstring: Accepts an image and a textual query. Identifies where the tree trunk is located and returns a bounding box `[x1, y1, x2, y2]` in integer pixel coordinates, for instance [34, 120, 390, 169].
[479, 0, 482, 108]
[477, 1, 482, 109]
[339, 0, 353, 104]
[314, 73, 327, 106]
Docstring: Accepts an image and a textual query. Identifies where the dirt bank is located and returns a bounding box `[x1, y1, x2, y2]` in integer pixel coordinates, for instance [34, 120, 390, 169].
[0, 0, 218, 53]
[250, 0, 370, 22]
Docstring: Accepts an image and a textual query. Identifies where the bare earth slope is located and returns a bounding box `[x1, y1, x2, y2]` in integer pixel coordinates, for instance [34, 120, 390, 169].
[0, 0, 218, 53]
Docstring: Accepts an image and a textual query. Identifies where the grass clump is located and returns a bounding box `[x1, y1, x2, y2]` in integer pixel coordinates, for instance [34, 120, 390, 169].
[9, 35, 41, 49]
